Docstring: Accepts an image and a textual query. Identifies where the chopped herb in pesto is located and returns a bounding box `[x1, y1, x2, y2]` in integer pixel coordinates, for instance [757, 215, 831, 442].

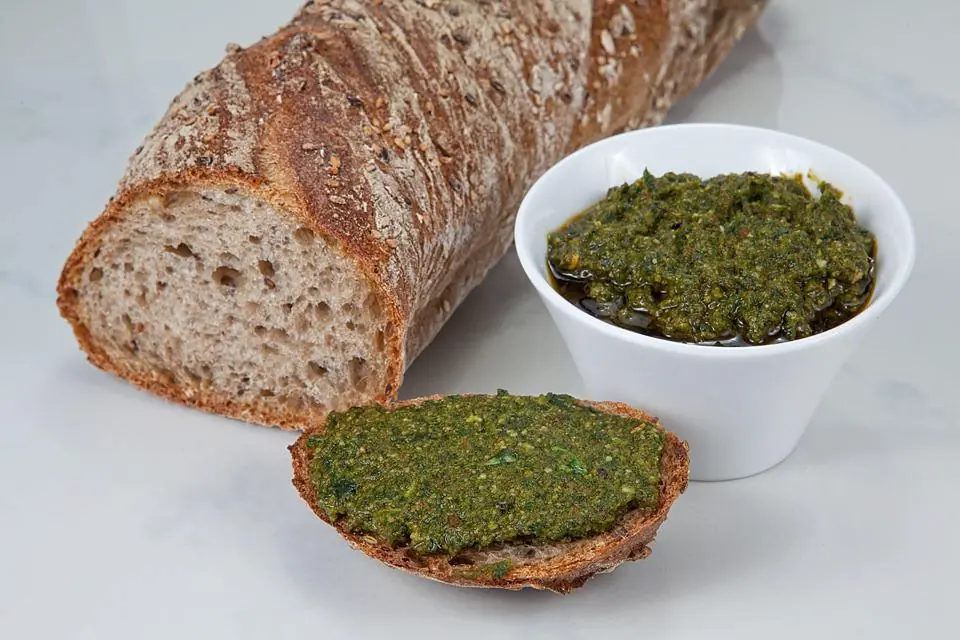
[547, 170, 877, 345]
[306, 392, 664, 556]
[454, 559, 514, 581]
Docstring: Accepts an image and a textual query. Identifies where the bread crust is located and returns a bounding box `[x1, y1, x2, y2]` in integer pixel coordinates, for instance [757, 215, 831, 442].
[57, 1, 766, 429]
[290, 396, 690, 593]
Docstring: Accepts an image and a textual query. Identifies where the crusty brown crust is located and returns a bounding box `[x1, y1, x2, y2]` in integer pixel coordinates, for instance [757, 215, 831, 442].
[57, 1, 767, 429]
[290, 396, 690, 594]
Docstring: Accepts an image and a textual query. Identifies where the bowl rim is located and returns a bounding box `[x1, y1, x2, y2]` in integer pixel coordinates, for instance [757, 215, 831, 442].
[514, 123, 917, 359]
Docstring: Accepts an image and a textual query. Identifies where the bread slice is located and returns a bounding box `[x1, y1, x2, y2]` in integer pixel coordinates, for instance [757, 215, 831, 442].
[56, 0, 767, 430]
[290, 396, 689, 594]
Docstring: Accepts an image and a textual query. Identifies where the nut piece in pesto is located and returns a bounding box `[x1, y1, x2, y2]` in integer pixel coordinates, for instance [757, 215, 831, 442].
[547, 169, 878, 345]
[302, 391, 666, 556]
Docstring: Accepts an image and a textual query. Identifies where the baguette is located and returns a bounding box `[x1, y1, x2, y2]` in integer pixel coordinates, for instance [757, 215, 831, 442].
[290, 395, 690, 593]
[57, 0, 767, 428]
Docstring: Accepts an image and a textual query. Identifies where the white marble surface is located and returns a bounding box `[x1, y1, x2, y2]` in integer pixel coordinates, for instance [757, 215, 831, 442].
[1, 1, 958, 637]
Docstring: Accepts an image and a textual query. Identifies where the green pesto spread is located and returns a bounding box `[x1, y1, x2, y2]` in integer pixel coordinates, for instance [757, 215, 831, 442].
[306, 391, 664, 556]
[547, 170, 877, 345]
[453, 559, 514, 581]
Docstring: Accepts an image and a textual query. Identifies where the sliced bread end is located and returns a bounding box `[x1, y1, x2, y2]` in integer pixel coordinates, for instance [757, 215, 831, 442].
[56, 182, 402, 429]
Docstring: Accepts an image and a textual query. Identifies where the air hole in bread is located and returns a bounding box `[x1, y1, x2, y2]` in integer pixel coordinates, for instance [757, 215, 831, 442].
[246, 302, 259, 314]
[293, 227, 315, 245]
[254, 325, 267, 337]
[308, 286, 321, 298]
[346, 321, 356, 331]
[282, 302, 294, 314]
[260, 389, 275, 398]
[258, 260, 276, 277]
[349, 357, 369, 391]
[375, 330, 386, 351]
[89, 267, 103, 282]
[364, 292, 382, 316]
[185, 369, 202, 385]
[342, 302, 356, 314]
[136, 288, 148, 309]
[121, 313, 133, 332]
[315, 301, 331, 320]
[308, 361, 327, 379]
[124, 262, 134, 273]
[212, 266, 241, 289]
[156, 281, 167, 292]
[165, 242, 196, 258]
[248, 235, 261, 245]
[448, 556, 474, 566]
[286, 395, 305, 411]
[262, 344, 279, 355]
[157, 368, 176, 385]
[269, 328, 289, 342]
[219, 252, 240, 263]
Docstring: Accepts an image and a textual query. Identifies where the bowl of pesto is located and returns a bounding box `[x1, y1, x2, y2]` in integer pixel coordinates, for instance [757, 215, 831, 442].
[515, 124, 915, 481]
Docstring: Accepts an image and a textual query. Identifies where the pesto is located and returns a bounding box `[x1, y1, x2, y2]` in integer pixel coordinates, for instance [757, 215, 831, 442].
[547, 170, 877, 345]
[454, 559, 514, 581]
[306, 392, 664, 556]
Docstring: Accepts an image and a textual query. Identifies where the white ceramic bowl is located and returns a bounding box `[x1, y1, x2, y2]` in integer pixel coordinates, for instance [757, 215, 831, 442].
[515, 124, 915, 481]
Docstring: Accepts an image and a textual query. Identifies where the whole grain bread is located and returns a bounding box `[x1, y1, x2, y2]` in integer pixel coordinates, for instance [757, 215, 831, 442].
[57, 0, 767, 428]
[290, 396, 690, 593]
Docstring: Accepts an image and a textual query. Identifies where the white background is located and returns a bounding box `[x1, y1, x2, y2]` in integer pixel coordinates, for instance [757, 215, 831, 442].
[1, 0, 958, 637]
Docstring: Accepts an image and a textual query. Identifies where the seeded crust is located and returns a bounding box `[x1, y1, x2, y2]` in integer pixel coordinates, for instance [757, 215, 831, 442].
[56, 0, 767, 429]
[290, 396, 690, 594]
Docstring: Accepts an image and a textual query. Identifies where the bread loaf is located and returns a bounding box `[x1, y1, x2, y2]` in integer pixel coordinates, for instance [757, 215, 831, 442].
[290, 395, 689, 593]
[57, 0, 767, 428]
